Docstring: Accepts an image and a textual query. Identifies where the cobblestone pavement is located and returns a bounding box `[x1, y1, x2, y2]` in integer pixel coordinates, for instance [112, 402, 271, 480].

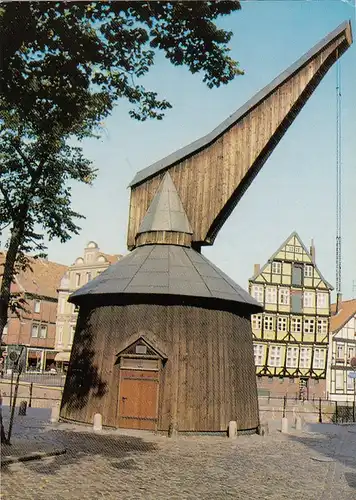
[1, 409, 356, 500]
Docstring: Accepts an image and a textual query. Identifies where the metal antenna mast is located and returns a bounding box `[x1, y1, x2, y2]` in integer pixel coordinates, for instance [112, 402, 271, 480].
[336, 56, 342, 310]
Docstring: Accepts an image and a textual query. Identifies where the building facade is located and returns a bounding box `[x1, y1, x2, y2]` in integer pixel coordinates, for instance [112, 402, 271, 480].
[54, 241, 122, 369]
[1, 251, 67, 372]
[249, 232, 333, 399]
[328, 299, 356, 403]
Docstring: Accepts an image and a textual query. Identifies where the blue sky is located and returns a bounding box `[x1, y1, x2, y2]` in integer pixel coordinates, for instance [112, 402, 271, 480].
[38, 1, 356, 301]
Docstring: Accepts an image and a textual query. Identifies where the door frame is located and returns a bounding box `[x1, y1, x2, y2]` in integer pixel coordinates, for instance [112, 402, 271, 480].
[117, 355, 162, 430]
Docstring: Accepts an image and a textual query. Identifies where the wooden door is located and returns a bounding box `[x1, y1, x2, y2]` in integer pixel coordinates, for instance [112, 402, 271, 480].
[118, 369, 159, 430]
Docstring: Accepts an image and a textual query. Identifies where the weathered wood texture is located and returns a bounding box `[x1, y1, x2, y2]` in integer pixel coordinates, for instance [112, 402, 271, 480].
[127, 29, 350, 250]
[135, 230, 192, 248]
[60, 302, 259, 433]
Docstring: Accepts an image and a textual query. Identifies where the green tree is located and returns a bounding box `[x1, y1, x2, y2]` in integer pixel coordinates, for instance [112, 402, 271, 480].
[0, 1, 243, 442]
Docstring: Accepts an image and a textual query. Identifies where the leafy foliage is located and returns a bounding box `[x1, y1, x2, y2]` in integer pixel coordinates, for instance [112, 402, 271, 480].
[0, 1, 243, 342]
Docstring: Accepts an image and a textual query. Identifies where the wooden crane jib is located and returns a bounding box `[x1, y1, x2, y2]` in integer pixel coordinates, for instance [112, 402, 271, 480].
[127, 21, 353, 252]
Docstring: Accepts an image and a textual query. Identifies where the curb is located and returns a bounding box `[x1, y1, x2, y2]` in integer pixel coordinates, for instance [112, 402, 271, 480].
[1, 447, 66, 466]
[0, 380, 64, 391]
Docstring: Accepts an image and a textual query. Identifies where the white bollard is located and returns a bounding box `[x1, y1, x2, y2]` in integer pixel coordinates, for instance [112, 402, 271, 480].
[281, 417, 289, 434]
[295, 416, 303, 431]
[228, 420, 237, 439]
[50, 404, 60, 423]
[93, 413, 102, 432]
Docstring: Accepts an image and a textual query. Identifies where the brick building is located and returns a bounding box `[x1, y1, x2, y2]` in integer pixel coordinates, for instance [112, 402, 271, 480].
[1, 251, 67, 372]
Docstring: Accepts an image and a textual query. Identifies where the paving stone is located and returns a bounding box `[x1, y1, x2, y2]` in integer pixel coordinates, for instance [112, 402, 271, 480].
[1, 409, 356, 500]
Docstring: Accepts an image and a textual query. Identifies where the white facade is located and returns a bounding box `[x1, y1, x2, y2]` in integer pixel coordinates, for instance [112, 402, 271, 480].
[328, 311, 356, 403]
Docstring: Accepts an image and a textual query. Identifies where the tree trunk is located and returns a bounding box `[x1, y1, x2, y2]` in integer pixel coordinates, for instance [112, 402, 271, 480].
[0, 220, 26, 343]
[0, 216, 27, 444]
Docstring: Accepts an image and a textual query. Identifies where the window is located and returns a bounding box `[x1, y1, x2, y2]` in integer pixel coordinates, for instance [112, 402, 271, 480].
[347, 373, 354, 390]
[317, 319, 328, 335]
[304, 265, 313, 278]
[86, 252, 94, 263]
[277, 316, 288, 332]
[86, 272, 92, 283]
[251, 285, 264, 304]
[286, 245, 294, 252]
[40, 325, 47, 338]
[313, 348, 325, 369]
[317, 292, 328, 308]
[272, 261, 281, 274]
[291, 317, 302, 333]
[336, 344, 344, 359]
[254, 344, 264, 365]
[300, 347, 311, 368]
[347, 346, 355, 360]
[57, 326, 63, 345]
[279, 288, 290, 305]
[295, 246, 302, 254]
[265, 287, 277, 304]
[3, 322, 8, 335]
[269, 346, 282, 367]
[31, 324, 39, 338]
[251, 315, 262, 330]
[286, 347, 299, 368]
[303, 291, 314, 308]
[69, 325, 76, 345]
[264, 315, 274, 331]
[34, 300, 41, 313]
[304, 318, 315, 334]
[335, 371, 343, 390]
[75, 273, 81, 287]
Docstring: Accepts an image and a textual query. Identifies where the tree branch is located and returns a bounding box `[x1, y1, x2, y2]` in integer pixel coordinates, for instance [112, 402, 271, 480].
[11, 140, 36, 177]
[0, 184, 15, 219]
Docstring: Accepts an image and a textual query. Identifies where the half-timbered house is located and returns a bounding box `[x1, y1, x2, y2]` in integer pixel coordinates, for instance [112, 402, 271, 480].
[249, 232, 333, 399]
[328, 299, 356, 403]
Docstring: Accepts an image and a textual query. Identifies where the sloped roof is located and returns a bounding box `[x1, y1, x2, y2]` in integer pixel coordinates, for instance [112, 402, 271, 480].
[330, 299, 356, 334]
[249, 231, 334, 290]
[137, 172, 192, 235]
[69, 244, 262, 310]
[0, 251, 67, 299]
[129, 21, 352, 188]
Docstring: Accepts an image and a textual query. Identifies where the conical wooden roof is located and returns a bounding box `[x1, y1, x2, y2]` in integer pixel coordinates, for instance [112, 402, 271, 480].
[137, 172, 192, 236]
[69, 244, 262, 311]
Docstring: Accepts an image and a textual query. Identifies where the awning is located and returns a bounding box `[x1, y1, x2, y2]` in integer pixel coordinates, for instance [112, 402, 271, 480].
[54, 352, 71, 362]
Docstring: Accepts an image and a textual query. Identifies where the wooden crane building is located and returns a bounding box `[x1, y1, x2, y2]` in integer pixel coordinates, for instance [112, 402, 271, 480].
[60, 22, 352, 434]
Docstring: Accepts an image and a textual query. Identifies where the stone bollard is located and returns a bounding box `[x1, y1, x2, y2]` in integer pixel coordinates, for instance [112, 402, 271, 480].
[281, 417, 289, 434]
[50, 404, 60, 423]
[228, 421, 237, 439]
[93, 413, 102, 432]
[18, 400, 27, 416]
[258, 423, 269, 436]
[295, 416, 303, 431]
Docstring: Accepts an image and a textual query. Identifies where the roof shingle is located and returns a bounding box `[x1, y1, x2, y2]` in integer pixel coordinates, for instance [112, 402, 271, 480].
[330, 299, 356, 333]
[0, 252, 67, 299]
[69, 244, 262, 310]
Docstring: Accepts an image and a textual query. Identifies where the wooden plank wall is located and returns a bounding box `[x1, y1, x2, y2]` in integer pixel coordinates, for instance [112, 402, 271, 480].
[60, 302, 259, 433]
[127, 36, 344, 249]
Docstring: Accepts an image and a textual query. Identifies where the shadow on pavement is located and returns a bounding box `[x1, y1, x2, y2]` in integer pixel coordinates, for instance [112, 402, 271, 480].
[1, 428, 157, 475]
[287, 423, 356, 489]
